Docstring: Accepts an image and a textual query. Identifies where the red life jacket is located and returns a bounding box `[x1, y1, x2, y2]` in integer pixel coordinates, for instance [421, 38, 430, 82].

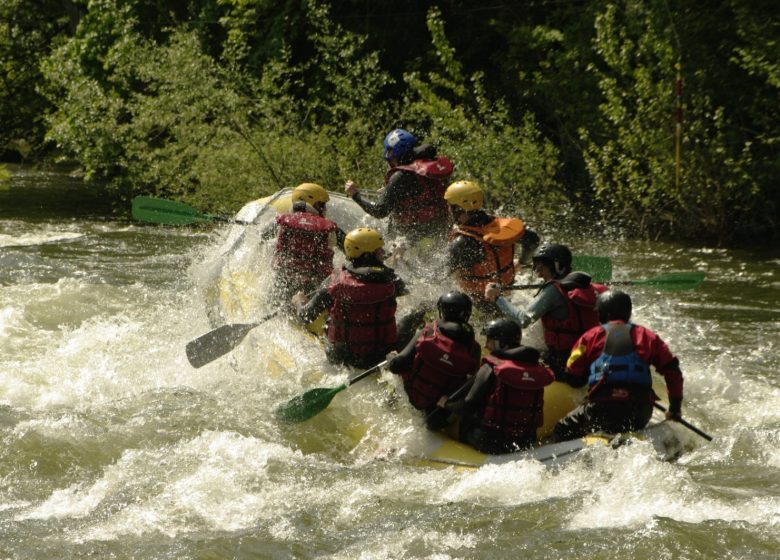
[386, 156, 453, 225]
[274, 212, 337, 281]
[541, 281, 609, 354]
[401, 321, 481, 411]
[479, 355, 555, 440]
[326, 268, 397, 357]
[451, 217, 525, 299]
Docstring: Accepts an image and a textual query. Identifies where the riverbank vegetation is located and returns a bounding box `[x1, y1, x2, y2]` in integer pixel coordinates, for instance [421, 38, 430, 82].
[1, 0, 776, 246]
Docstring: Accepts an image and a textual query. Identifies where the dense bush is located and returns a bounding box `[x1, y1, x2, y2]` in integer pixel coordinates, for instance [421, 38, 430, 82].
[2, 0, 776, 245]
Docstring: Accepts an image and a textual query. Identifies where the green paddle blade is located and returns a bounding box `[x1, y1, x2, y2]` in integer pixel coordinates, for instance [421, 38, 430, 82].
[132, 196, 216, 225]
[572, 255, 613, 283]
[275, 384, 348, 423]
[612, 272, 705, 291]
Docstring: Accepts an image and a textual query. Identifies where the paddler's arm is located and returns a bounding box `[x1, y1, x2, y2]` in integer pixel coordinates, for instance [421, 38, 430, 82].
[561, 331, 598, 388]
[345, 174, 406, 218]
[484, 282, 561, 329]
[293, 286, 332, 324]
[648, 334, 684, 420]
[334, 227, 346, 252]
[386, 329, 423, 374]
[440, 364, 491, 414]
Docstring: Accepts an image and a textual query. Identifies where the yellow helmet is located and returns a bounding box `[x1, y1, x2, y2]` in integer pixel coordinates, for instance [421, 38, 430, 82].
[344, 227, 385, 259]
[444, 180, 483, 211]
[292, 183, 329, 206]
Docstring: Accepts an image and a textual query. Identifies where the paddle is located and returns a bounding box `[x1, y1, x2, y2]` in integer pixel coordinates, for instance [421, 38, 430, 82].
[186, 310, 280, 368]
[653, 402, 713, 441]
[507, 272, 704, 292]
[132, 196, 249, 226]
[571, 255, 612, 284]
[275, 360, 389, 423]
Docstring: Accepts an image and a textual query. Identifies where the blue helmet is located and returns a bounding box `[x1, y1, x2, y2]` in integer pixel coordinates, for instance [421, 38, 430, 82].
[383, 129, 416, 161]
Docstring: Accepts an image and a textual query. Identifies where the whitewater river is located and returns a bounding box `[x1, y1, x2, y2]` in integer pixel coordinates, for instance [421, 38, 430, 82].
[1, 166, 778, 558]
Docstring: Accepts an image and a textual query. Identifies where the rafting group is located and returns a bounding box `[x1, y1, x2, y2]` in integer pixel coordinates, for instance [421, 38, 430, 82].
[259, 128, 687, 454]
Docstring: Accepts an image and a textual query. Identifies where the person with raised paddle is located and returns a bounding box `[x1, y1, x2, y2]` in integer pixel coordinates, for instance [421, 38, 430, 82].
[260, 183, 346, 302]
[484, 243, 608, 377]
[445, 180, 539, 309]
[344, 128, 453, 243]
[385, 291, 482, 429]
[292, 227, 410, 369]
[553, 290, 684, 441]
[435, 318, 555, 454]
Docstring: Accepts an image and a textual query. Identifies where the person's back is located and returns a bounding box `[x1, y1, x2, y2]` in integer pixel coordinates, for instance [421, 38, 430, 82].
[293, 227, 406, 369]
[269, 183, 341, 300]
[439, 319, 554, 454]
[345, 129, 453, 242]
[388, 291, 481, 428]
[326, 258, 399, 367]
[554, 290, 684, 441]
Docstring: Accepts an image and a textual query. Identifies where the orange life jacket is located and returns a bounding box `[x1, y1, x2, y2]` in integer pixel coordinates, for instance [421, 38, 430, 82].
[452, 217, 525, 298]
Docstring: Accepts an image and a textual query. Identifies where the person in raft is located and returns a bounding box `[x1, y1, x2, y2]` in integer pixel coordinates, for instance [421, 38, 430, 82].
[292, 227, 414, 369]
[435, 318, 556, 454]
[344, 128, 453, 243]
[553, 290, 684, 441]
[386, 291, 482, 429]
[261, 183, 346, 301]
[445, 180, 539, 309]
[483, 243, 608, 377]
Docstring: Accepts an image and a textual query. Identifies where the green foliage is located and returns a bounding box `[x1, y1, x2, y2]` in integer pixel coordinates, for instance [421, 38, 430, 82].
[0, 0, 70, 158]
[403, 7, 564, 223]
[582, 1, 777, 244]
[12, 0, 778, 245]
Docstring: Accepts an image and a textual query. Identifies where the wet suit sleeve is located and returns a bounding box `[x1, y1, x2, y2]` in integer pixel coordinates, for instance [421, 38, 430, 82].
[447, 235, 484, 275]
[445, 364, 492, 414]
[495, 284, 562, 329]
[297, 286, 332, 324]
[387, 329, 423, 374]
[646, 330, 684, 413]
[351, 172, 410, 218]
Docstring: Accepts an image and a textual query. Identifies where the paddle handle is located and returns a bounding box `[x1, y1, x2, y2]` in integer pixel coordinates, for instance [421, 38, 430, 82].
[424, 378, 473, 423]
[347, 360, 388, 387]
[653, 402, 713, 441]
[505, 283, 544, 290]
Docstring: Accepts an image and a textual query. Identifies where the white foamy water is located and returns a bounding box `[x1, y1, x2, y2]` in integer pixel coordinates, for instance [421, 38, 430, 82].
[1, 188, 779, 558]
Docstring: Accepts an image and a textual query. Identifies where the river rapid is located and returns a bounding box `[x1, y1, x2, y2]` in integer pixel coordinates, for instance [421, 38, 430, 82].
[1, 166, 778, 559]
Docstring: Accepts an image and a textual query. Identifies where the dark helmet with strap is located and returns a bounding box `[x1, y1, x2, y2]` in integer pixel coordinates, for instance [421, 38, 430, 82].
[532, 243, 572, 278]
[437, 291, 473, 323]
[481, 318, 522, 347]
[596, 290, 632, 323]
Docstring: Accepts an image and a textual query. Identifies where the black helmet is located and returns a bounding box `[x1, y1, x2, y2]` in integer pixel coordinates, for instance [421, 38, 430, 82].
[532, 243, 573, 277]
[596, 290, 632, 323]
[437, 291, 473, 323]
[481, 318, 522, 347]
